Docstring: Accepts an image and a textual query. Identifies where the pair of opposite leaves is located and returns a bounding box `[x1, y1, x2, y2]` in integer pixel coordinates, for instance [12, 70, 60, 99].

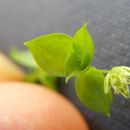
[25, 24, 112, 116]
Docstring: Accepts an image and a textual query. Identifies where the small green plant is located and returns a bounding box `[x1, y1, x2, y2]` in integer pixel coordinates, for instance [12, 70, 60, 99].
[24, 24, 130, 116]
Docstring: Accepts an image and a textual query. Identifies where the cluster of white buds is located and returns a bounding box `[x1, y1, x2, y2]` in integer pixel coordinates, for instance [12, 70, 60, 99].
[104, 66, 130, 98]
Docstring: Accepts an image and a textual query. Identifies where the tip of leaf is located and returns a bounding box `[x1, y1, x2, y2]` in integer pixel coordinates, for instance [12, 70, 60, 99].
[65, 74, 74, 83]
[24, 41, 29, 47]
[84, 22, 87, 27]
[65, 76, 70, 84]
[106, 113, 111, 117]
[81, 23, 87, 30]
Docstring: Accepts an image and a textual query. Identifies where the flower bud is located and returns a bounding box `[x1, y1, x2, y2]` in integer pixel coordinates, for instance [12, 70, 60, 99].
[104, 66, 130, 98]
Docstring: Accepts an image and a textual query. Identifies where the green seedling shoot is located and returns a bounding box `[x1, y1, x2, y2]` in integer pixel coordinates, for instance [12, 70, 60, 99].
[24, 24, 130, 116]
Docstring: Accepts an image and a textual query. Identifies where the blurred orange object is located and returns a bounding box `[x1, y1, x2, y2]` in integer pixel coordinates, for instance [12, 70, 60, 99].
[0, 52, 25, 81]
[0, 82, 89, 130]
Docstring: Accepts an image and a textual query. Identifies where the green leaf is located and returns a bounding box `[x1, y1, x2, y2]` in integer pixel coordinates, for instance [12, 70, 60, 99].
[25, 33, 73, 77]
[10, 49, 37, 68]
[75, 67, 112, 115]
[73, 24, 94, 69]
[64, 24, 94, 78]
[25, 24, 94, 79]
[65, 52, 81, 79]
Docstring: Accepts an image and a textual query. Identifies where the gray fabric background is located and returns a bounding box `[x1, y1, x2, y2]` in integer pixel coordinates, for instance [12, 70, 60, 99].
[0, 0, 130, 130]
